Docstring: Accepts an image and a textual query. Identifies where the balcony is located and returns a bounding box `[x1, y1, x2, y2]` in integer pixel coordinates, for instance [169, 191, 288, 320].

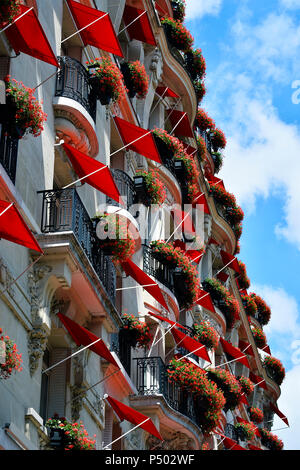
[106, 169, 136, 211]
[0, 124, 19, 184]
[39, 188, 116, 305]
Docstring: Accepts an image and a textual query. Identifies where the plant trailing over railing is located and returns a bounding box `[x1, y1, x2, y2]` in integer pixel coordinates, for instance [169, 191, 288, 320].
[196, 135, 207, 161]
[249, 293, 271, 326]
[135, 169, 166, 206]
[92, 213, 135, 262]
[193, 79, 206, 103]
[201, 278, 240, 329]
[120, 60, 149, 99]
[209, 183, 244, 235]
[171, 0, 186, 22]
[0, 0, 21, 26]
[241, 293, 258, 317]
[161, 16, 194, 52]
[207, 368, 243, 411]
[120, 313, 153, 349]
[167, 358, 226, 433]
[86, 57, 126, 105]
[210, 128, 227, 151]
[192, 321, 219, 350]
[237, 376, 254, 396]
[262, 355, 285, 386]
[234, 241, 241, 255]
[184, 48, 206, 80]
[249, 407, 264, 424]
[212, 152, 223, 174]
[4, 77, 47, 138]
[251, 325, 267, 350]
[235, 422, 256, 442]
[195, 108, 215, 132]
[237, 260, 250, 290]
[152, 128, 185, 160]
[0, 328, 22, 379]
[260, 428, 284, 451]
[46, 415, 96, 450]
[174, 150, 200, 203]
[150, 240, 201, 308]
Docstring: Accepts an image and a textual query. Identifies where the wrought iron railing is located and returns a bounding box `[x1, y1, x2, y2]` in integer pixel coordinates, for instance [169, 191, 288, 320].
[106, 169, 136, 211]
[143, 244, 175, 295]
[39, 188, 116, 305]
[0, 125, 19, 184]
[55, 56, 97, 122]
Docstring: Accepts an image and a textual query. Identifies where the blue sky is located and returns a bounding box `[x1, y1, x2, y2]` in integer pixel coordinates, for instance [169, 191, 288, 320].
[185, 0, 300, 450]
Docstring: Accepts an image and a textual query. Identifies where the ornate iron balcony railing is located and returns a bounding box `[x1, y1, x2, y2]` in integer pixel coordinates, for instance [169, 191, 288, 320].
[39, 188, 116, 305]
[0, 125, 19, 184]
[106, 169, 136, 211]
[143, 244, 176, 295]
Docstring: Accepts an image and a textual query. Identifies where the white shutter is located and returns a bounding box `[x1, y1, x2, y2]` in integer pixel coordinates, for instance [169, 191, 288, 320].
[47, 348, 68, 418]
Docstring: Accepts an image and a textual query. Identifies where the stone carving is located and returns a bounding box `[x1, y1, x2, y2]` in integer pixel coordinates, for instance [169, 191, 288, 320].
[124, 429, 142, 450]
[70, 384, 87, 421]
[55, 116, 90, 154]
[149, 48, 163, 87]
[146, 431, 195, 450]
[203, 214, 212, 244]
[0, 257, 16, 298]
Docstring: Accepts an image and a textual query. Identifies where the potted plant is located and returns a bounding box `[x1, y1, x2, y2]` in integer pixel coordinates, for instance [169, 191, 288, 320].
[92, 213, 135, 262]
[234, 422, 256, 442]
[237, 260, 250, 290]
[262, 355, 285, 386]
[86, 57, 126, 106]
[210, 128, 227, 151]
[0, 328, 22, 379]
[251, 325, 267, 350]
[152, 128, 184, 162]
[193, 79, 206, 103]
[237, 376, 254, 396]
[134, 169, 166, 206]
[170, 0, 186, 22]
[4, 77, 47, 138]
[196, 135, 207, 161]
[120, 313, 153, 349]
[195, 108, 215, 133]
[224, 204, 244, 226]
[120, 60, 149, 99]
[161, 16, 194, 52]
[174, 151, 200, 185]
[260, 428, 284, 451]
[249, 407, 264, 424]
[192, 321, 219, 350]
[184, 48, 206, 81]
[201, 278, 240, 329]
[207, 368, 243, 411]
[46, 415, 96, 450]
[249, 293, 271, 326]
[241, 293, 258, 317]
[0, 1, 21, 26]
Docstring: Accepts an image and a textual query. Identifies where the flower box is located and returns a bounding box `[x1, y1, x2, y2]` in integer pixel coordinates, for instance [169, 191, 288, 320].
[133, 175, 152, 207]
[46, 416, 96, 450]
[88, 75, 114, 105]
[120, 314, 152, 349]
[0, 328, 22, 379]
[161, 17, 194, 52]
[86, 57, 126, 106]
[260, 428, 283, 451]
[134, 170, 166, 206]
[207, 369, 243, 411]
[120, 61, 149, 100]
[120, 62, 136, 98]
[152, 133, 175, 162]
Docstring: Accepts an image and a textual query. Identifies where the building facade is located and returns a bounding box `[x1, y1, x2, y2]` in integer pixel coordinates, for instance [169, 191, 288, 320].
[0, 0, 285, 451]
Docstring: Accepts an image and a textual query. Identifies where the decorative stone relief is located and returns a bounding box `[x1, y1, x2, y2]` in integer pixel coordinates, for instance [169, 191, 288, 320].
[148, 48, 163, 88]
[55, 116, 90, 154]
[203, 214, 212, 244]
[124, 429, 143, 450]
[146, 432, 195, 450]
[70, 384, 87, 421]
[0, 257, 16, 298]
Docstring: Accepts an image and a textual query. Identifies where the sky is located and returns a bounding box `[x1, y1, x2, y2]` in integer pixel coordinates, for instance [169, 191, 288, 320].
[185, 0, 300, 450]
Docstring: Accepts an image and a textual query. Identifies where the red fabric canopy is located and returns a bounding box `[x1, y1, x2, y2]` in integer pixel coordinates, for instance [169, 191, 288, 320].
[62, 143, 123, 204]
[66, 0, 123, 56]
[260, 344, 271, 355]
[181, 142, 197, 156]
[220, 250, 241, 275]
[114, 117, 162, 164]
[167, 110, 194, 138]
[171, 327, 211, 363]
[123, 5, 156, 46]
[0, 201, 42, 253]
[248, 444, 263, 451]
[155, 1, 169, 17]
[195, 289, 216, 313]
[249, 372, 268, 390]
[106, 395, 162, 440]
[240, 394, 249, 406]
[156, 86, 179, 99]
[270, 402, 289, 427]
[57, 313, 119, 369]
[121, 259, 169, 311]
[5, 5, 59, 67]
[171, 208, 195, 235]
[220, 337, 250, 368]
[172, 240, 203, 264]
[217, 271, 229, 283]
[208, 176, 225, 190]
[217, 433, 246, 451]
[146, 311, 189, 331]
[192, 192, 210, 214]
[239, 340, 255, 357]
[236, 416, 260, 437]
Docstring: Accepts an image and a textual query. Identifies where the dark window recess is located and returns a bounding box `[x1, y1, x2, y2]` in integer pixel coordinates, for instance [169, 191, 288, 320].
[0, 125, 19, 184]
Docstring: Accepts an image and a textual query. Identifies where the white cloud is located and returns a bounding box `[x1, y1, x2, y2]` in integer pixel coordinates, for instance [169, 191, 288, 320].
[280, 0, 300, 9]
[185, 0, 223, 20]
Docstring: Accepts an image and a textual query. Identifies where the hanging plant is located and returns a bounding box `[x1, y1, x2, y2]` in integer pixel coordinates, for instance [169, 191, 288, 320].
[192, 321, 219, 350]
[241, 293, 258, 317]
[186, 182, 200, 204]
[210, 183, 236, 208]
[0, 328, 22, 379]
[193, 80, 206, 103]
[86, 57, 127, 105]
[195, 108, 215, 132]
[237, 261, 250, 290]
[210, 128, 227, 151]
[174, 150, 200, 183]
[46, 415, 96, 450]
[210, 183, 244, 237]
[120, 61, 149, 99]
[167, 358, 226, 433]
[237, 376, 254, 396]
[4, 77, 47, 138]
[207, 368, 243, 411]
[201, 278, 240, 329]
[120, 313, 153, 349]
[196, 135, 207, 161]
[0, 1, 21, 26]
[152, 128, 185, 161]
[171, 0, 186, 22]
[224, 204, 244, 226]
[233, 222, 243, 241]
[234, 241, 241, 255]
[150, 241, 201, 309]
[251, 326, 267, 350]
[234, 422, 256, 442]
[212, 152, 223, 174]
[134, 169, 166, 206]
[262, 356, 285, 386]
[92, 213, 135, 262]
[249, 293, 271, 326]
[260, 428, 284, 451]
[249, 407, 264, 424]
[161, 16, 194, 52]
[185, 48, 206, 80]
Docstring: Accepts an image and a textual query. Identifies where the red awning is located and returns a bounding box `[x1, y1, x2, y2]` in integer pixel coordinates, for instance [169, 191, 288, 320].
[62, 143, 123, 204]
[270, 402, 289, 427]
[146, 311, 189, 331]
[171, 327, 211, 363]
[123, 5, 156, 46]
[220, 250, 241, 275]
[167, 109, 194, 138]
[66, 0, 123, 57]
[154, 1, 169, 17]
[114, 117, 162, 164]
[172, 240, 203, 264]
[181, 142, 197, 156]
[57, 313, 119, 369]
[220, 337, 250, 368]
[156, 86, 179, 99]
[192, 192, 210, 213]
[217, 272, 229, 283]
[217, 433, 246, 451]
[248, 444, 263, 451]
[4, 5, 59, 67]
[260, 344, 271, 355]
[171, 208, 195, 235]
[239, 340, 255, 357]
[105, 395, 162, 440]
[240, 394, 249, 406]
[236, 416, 260, 437]
[195, 289, 216, 313]
[249, 372, 268, 390]
[120, 259, 169, 311]
[208, 176, 225, 190]
[0, 201, 42, 253]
